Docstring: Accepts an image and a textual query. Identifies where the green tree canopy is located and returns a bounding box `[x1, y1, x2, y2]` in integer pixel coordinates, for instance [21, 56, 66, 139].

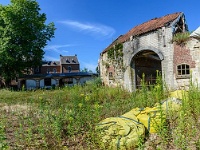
[0, 0, 55, 85]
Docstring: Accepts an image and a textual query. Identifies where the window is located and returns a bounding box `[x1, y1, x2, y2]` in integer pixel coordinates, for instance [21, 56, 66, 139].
[109, 72, 113, 80]
[63, 78, 73, 84]
[68, 66, 72, 73]
[53, 68, 57, 73]
[47, 68, 50, 74]
[35, 67, 39, 73]
[177, 64, 190, 78]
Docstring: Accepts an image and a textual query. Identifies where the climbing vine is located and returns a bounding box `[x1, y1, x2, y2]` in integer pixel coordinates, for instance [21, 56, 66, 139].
[107, 43, 123, 64]
[104, 43, 125, 78]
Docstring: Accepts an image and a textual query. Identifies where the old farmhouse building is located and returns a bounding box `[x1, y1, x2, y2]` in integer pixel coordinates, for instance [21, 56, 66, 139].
[18, 55, 97, 89]
[99, 12, 200, 92]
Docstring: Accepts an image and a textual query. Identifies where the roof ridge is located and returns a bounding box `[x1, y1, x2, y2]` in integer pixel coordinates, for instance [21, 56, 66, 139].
[102, 12, 182, 54]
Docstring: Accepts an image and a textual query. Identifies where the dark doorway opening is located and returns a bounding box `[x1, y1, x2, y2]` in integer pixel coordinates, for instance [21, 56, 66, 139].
[134, 50, 162, 88]
[44, 78, 51, 86]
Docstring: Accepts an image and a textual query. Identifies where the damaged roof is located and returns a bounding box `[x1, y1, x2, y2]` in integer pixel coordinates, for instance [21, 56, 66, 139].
[102, 12, 183, 54]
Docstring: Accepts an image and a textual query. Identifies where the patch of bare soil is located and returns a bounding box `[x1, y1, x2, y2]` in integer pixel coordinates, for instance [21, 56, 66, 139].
[0, 103, 31, 149]
[1, 103, 29, 112]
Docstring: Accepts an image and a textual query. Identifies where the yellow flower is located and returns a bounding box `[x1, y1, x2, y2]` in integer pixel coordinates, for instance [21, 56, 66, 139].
[78, 103, 83, 108]
[85, 95, 90, 101]
[68, 109, 72, 114]
[69, 117, 73, 121]
[80, 93, 84, 97]
[94, 103, 102, 109]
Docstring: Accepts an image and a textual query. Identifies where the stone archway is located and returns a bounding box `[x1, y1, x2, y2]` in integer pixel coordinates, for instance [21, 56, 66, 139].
[132, 50, 162, 88]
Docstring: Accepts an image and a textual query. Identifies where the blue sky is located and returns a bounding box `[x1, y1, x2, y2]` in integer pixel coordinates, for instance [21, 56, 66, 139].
[1, 0, 200, 72]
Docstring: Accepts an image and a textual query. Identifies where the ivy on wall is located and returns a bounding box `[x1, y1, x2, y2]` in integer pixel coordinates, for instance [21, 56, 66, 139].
[103, 43, 125, 78]
[107, 43, 123, 64]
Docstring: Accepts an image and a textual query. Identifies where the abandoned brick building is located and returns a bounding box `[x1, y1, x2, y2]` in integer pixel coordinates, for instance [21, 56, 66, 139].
[18, 55, 97, 89]
[99, 12, 200, 91]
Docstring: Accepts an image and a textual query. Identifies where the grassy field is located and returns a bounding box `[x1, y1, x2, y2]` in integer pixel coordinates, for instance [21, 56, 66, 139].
[0, 78, 200, 149]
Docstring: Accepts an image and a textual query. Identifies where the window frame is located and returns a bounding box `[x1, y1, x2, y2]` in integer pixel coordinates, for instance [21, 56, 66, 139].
[68, 66, 72, 73]
[47, 68, 50, 74]
[176, 64, 190, 79]
[53, 68, 57, 73]
[109, 72, 113, 80]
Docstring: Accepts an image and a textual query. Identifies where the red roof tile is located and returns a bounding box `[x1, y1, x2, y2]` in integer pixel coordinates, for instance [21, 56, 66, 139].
[102, 12, 182, 54]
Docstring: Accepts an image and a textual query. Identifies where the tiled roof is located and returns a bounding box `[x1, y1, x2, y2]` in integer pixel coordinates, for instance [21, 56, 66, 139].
[102, 12, 182, 54]
[42, 61, 60, 66]
[60, 55, 79, 64]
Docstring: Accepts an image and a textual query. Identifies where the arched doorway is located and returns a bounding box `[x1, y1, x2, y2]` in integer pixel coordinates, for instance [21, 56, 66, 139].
[133, 50, 162, 88]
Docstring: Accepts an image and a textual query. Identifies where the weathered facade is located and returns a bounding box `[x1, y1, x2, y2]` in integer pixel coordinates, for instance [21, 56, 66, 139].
[99, 12, 200, 91]
[19, 55, 97, 90]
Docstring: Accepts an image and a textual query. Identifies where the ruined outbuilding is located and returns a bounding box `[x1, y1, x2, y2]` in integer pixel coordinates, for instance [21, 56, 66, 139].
[99, 12, 200, 91]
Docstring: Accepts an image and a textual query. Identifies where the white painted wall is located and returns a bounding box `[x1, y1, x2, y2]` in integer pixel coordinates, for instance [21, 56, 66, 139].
[51, 79, 56, 85]
[26, 79, 36, 90]
[40, 79, 44, 87]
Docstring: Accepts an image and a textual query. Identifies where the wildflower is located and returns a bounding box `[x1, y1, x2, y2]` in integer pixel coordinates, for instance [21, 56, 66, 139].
[78, 103, 83, 108]
[69, 117, 73, 122]
[80, 93, 84, 97]
[94, 103, 103, 109]
[68, 109, 72, 114]
[85, 95, 90, 101]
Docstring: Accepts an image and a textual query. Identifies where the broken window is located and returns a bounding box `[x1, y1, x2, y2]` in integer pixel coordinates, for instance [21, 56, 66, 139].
[177, 64, 190, 78]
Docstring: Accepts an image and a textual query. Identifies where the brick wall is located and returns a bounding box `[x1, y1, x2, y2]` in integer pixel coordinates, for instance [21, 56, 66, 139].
[173, 44, 196, 75]
[61, 64, 80, 73]
[40, 66, 60, 74]
[122, 27, 175, 91]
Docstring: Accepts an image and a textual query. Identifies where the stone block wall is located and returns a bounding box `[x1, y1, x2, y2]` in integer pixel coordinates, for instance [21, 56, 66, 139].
[123, 27, 175, 91]
[99, 26, 200, 92]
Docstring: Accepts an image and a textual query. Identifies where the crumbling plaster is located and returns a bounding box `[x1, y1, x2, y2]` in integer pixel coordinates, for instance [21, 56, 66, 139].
[123, 27, 175, 91]
[99, 13, 200, 92]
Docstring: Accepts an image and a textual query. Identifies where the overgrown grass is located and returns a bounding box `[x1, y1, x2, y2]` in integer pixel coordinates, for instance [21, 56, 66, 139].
[0, 77, 200, 149]
[172, 32, 190, 45]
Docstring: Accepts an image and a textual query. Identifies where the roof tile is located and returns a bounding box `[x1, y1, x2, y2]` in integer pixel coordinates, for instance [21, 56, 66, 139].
[102, 12, 182, 54]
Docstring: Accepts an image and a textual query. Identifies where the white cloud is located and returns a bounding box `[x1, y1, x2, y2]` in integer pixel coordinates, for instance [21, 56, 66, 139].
[58, 20, 115, 38]
[44, 44, 72, 53]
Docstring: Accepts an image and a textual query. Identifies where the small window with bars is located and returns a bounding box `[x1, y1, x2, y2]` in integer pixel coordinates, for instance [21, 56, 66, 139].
[177, 64, 190, 78]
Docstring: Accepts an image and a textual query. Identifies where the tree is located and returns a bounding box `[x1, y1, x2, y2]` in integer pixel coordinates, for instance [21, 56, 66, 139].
[81, 67, 93, 73]
[0, 0, 55, 85]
